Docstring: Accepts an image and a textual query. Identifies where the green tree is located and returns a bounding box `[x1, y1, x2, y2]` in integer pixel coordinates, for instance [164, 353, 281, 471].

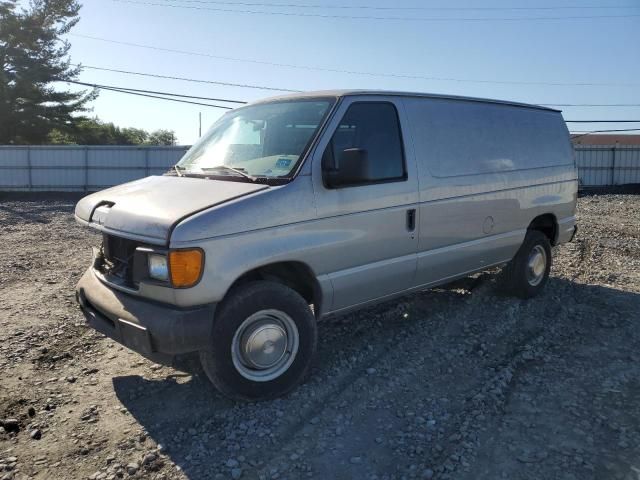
[146, 129, 175, 146]
[48, 118, 177, 145]
[0, 0, 96, 144]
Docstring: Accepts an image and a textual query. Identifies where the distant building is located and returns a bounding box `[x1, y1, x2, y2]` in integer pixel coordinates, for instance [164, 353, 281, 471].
[571, 134, 640, 146]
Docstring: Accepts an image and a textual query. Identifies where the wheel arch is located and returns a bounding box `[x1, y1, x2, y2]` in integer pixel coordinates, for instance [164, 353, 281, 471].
[527, 213, 559, 246]
[226, 261, 323, 318]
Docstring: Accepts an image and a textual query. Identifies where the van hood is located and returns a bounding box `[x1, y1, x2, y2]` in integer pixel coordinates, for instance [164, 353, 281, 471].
[75, 175, 268, 244]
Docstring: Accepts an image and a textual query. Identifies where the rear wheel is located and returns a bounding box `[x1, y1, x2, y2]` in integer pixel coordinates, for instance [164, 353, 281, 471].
[200, 281, 317, 401]
[501, 230, 552, 299]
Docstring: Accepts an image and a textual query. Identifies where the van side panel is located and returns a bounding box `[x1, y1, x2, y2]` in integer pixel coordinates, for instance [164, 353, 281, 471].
[403, 97, 577, 287]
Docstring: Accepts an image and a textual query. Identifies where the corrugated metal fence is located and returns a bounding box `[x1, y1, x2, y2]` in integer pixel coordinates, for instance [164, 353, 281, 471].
[574, 146, 640, 187]
[0, 145, 639, 191]
[0, 145, 188, 191]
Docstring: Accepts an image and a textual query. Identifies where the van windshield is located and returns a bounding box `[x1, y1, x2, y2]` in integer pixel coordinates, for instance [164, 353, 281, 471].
[177, 99, 334, 180]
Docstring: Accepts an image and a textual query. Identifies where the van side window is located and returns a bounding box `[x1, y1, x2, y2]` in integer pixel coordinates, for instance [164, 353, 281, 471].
[326, 102, 406, 185]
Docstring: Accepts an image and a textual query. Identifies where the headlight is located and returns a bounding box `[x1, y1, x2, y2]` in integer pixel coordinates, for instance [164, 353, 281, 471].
[148, 254, 169, 281]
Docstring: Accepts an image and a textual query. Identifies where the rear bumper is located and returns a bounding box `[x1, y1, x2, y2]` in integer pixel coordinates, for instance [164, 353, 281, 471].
[557, 217, 578, 245]
[569, 225, 578, 242]
[76, 267, 215, 363]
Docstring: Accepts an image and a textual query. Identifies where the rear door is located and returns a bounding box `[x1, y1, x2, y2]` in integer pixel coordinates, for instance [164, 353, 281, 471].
[310, 96, 420, 313]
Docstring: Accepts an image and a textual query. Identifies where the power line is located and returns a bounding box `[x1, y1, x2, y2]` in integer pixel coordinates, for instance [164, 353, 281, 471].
[158, 0, 640, 11]
[63, 79, 640, 124]
[70, 65, 640, 112]
[70, 62, 301, 92]
[61, 79, 237, 108]
[570, 128, 640, 139]
[564, 120, 640, 123]
[115, 0, 640, 21]
[73, 64, 640, 109]
[65, 79, 248, 104]
[69, 34, 640, 88]
[542, 103, 640, 107]
[101, 87, 233, 108]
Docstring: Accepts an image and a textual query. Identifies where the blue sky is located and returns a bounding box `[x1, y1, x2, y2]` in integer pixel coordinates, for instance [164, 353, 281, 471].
[59, 1, 640, 144]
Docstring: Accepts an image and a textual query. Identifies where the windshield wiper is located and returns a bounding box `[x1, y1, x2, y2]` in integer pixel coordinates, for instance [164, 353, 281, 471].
[199, 165, 257, 182]
[173, 164, 184, 177]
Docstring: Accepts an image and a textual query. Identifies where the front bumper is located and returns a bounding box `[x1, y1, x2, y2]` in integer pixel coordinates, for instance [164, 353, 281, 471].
[76, 267, 215, 363]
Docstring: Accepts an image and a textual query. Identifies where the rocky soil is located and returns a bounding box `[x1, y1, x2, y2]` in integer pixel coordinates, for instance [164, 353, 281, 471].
[1, 192, 639, 480]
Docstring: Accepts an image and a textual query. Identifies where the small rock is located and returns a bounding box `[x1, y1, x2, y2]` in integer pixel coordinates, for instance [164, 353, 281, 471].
[366, 368, 377, 375]
[30, 429, 42, 440]
[226, 459, 239, 468]
[66, 376, 76, 383]
[142, 452, 157, 465]
[126, 462, 139, 475]
[422, 468, 434, 479]
[349, 456, 362, 464]
[1, 419, 19, 433]
[231, 468, 242, 479]
[27, 407, 36, 417]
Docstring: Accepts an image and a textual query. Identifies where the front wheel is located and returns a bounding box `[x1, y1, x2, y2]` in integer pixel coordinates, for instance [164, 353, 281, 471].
[500, 230, 552, 299]
[200, 281, 317, 401]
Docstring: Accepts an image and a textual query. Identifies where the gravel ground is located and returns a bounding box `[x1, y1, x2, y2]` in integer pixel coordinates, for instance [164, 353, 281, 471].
[1, 192, 639, 480]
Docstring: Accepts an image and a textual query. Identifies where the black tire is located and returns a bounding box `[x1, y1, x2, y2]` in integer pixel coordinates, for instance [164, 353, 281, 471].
[200, 281, 317, 401]
[501, 230, 552, 299]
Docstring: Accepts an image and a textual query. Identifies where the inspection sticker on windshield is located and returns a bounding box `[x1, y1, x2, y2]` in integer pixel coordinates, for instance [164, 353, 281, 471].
[276, 158, 292, 169]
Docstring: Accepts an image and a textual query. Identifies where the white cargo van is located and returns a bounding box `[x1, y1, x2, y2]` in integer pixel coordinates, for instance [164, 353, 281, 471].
[75, 91, 578, 400]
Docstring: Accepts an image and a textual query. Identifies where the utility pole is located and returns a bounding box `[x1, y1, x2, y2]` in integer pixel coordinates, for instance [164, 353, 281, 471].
[199, 112, 202, 138]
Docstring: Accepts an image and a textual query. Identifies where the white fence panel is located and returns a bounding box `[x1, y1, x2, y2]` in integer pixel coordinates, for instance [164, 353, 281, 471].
[574, 146, 640, 187]
[30, 147, 86, 189]
[0, 147, 29, 187]
[0, 146, 190, 191]
[88, 148, 146, 188]
[615, 148, 640, 185]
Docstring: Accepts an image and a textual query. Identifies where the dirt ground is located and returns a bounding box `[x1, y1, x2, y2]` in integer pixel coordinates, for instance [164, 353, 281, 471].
[1, 191, 639, 480]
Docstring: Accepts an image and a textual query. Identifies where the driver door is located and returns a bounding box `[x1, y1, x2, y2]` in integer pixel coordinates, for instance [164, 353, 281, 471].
[310, 97, 420, 313]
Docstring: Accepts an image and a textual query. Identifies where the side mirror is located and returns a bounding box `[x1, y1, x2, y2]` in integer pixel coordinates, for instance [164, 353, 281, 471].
[324, 147, 372, 187]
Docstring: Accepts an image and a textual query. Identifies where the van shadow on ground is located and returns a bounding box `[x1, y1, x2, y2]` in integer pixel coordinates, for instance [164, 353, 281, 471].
[112, 277, 640, 479]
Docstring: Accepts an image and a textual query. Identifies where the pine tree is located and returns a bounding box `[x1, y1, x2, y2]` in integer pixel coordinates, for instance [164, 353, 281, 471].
[0, 0, 96, 144]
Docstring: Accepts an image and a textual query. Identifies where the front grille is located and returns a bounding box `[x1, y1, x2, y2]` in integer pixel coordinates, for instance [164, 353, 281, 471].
[100, 234, 138, 287]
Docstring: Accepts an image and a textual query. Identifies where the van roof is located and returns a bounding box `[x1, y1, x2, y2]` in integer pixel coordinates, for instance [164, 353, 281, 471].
[252, 90, 561, 113]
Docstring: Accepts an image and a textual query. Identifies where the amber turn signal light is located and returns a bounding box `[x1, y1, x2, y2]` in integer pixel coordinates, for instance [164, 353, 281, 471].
[169, 249, 204, 288]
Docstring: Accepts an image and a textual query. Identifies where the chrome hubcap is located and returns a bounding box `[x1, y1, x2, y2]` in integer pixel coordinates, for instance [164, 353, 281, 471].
[526, 245, 547, 286]
[232, 309, 299, 382]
